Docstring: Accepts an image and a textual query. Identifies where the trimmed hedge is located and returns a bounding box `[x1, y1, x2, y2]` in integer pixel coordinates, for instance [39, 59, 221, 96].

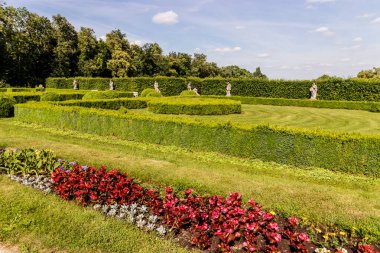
[82, 91, 133, 100]
[40, 92, 62, 101]
[140, 88, 162, 97]
[56, 98, 148, 110]
[46, 77, 380, 101]
[14, 102, 380, 177]
[205, 96, 380, 112]
[148, 98, 241, 115]
[180, 90, 198, 97]
[0, 95, 16, 117]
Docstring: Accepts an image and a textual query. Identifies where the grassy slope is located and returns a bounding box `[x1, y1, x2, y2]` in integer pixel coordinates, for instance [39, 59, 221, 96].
[0, 119, 379, 244]
[0, 176, 190, 253]
[130, 104, 380, 135]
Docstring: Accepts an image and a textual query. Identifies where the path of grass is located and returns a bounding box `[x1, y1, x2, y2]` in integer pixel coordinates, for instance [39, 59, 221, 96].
[0, 118, 379, 244]
[0, 176, 190, 253]
[132, 104, 380, 135]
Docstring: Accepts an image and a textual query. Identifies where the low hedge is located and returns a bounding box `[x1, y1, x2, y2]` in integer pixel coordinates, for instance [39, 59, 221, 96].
[56, 98, 148, 110]
[180, 90, 198, 97]
[205, 96, 380, 112]
[0, 95, 16, 117]
[46, 77, 380, 102]
[5, 88, 37, 92]
[14, 102, 380, 177]
[148, 98, 242, 115]
[82, 91, 133, 100]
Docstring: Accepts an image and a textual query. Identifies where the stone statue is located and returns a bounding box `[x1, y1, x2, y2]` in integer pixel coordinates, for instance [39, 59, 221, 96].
[226, 82, 231, 97]
[187, 82, 192, 91]
[109, 80, 114, 90]
[310, 82, 318, 100]
[73, 79, 78, 90]
[193, 88, 200, 96]
[154, 81, 160, 93]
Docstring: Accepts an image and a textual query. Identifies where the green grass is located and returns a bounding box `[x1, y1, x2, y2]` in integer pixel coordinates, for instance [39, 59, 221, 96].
[0, 118, 379, 245]
[129, 104, 380, 135]
[0, 175, 190, 253]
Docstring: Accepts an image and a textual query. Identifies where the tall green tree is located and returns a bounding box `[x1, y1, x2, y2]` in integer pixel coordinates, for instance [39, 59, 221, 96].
[127, 44, 144, 77]
[51, 14, 78, 77]
[220, 65, 252, 78]
[252, 66, 268, 79]
[0, 3, 6, 81]
[2, 6, 54, 85]
[190, 53, 220, 78]
[77, 27, 100, 76]
[141, 43, 166, 76]
[167, 52, 192, 77]
[105, 29, 131, 77]
[357, 67, 380, 79]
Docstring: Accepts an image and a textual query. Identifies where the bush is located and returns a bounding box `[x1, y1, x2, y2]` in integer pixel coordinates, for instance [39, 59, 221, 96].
[47, 77, 380, 102]
[148, 98, 241, 115]
[57, 98, 148, 110]
[204, 96, 380, 112]
[14, 102, 380, 177]
[40, 92, 62, 101]
[141, 88, 162, 97]
[180, 90, 198, 97]
[0, 95, 16, 117]
[82, 91, 132, 100]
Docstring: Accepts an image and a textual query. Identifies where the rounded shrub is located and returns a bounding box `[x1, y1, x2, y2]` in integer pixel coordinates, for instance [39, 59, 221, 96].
[180, 90, 198, 97]
[40, 92, 62, 101]
[141, 88, 162, 97]
[148, 97, 241, 115]
[0, 95, 16, 117]
[82, 91, 120, 100]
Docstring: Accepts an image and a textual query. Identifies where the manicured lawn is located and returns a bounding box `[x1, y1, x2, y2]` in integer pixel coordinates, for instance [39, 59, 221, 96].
[130, 104, 380, 135]
[1, 118, 379, 244]
[0, 175, 190, 253]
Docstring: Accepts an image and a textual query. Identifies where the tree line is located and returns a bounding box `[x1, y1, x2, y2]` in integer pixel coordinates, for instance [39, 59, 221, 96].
[0, 4, 267, 86]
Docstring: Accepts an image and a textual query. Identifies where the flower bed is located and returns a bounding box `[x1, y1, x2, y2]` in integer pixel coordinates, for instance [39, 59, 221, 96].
[0, 148, 379, 253]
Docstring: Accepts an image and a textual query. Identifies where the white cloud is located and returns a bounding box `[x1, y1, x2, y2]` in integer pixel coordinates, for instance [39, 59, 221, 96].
[257, 53, 270, 58]
[194, 47, 201, 52]
[214, 46, 241, 52]
[353, 37, 363, 42]
[314, 26, 334, 36]
[280, 65, 290, 70]
[370, 17, 380, 24]
[319, 63, 333, 67]
[152, 11, 179, 25]
[131, 40, 143, 46]
[340, 58, 350, 62]
[98, 35, 106, 41]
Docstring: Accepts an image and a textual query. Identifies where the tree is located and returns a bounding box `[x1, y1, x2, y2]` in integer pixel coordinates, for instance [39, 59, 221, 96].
[252, 67, 268, 79]
[357, 67, 380, 79]
[167, 52, 192, 77]
[127, 44, 144, 77]
[141, 43, 166, 76]
[2, 6, 55, 85]
[51, 14, 79, 77]
[190, 53, 220, 78]
[78, 27, 99, 76]
[107, 50, 130, 77]
[220, 65, 252, 78]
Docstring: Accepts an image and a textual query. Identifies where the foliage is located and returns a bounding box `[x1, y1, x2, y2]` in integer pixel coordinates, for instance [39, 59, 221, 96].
[357, 67, 380, 79]
[148, 98, 242, 115]
[0, 95, 16, 117]
[40, 92, 62, 101]
[252, 67, 268, 79]
[57, 97, 147, 110]
[219, 65, 252, 78]
[141, 88, 161, 97]
[81, 91, 130, 100]
[205, 96, 380, 112]
[180, 90, 198, 97]
[14, 102, 380, 177]
[0, 148, 64, 175]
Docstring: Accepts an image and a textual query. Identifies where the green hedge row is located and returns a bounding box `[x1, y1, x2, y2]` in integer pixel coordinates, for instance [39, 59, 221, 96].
[6, 92, 86, 103]
[148, 98, 241, 115]
[56, 98, 148, 110]
[0, 88, 38, 92]
[46, 77, 380, 102]
[14, 102, 380, 177]
[205, 96, 380, 112]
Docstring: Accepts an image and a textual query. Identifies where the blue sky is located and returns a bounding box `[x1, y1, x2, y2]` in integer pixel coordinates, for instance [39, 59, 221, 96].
[4, 0, 380, 79]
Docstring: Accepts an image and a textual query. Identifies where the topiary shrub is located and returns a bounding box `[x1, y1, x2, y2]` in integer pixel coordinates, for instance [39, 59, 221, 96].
[40, 92, 62, 101]
[82, 91, 120, 100]
[141, 88, 162, 97]
[180, 90, 198, 97]
[0, 95, 16, 117]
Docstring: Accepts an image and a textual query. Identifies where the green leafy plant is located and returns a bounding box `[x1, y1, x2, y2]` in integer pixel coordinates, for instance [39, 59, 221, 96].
[141, 88, 162, 97]
[0, 95, 16, 117]
[40, 92, 62, 101]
